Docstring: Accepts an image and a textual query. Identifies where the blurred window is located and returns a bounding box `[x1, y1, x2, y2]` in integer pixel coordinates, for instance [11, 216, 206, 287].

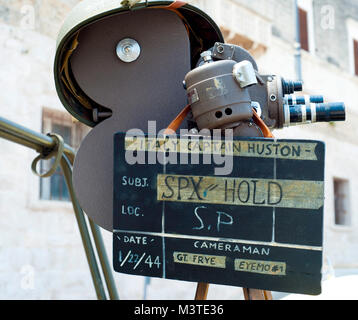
[40, 108, 90, 202]
[347, 19, 358, 76]
[334, 178, 351, 226]
[299, 8, 310, 52]
[354, 39, 358, 76]
[298, 0, 315, 54]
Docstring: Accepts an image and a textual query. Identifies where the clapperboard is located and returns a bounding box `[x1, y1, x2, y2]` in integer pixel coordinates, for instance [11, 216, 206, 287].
[113, 132, 325, 295]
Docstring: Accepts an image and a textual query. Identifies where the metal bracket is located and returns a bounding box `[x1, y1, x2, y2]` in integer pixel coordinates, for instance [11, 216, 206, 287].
[212, 42, 235, 60]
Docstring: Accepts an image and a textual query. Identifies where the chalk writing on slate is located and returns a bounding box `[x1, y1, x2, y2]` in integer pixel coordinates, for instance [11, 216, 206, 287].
[113, 133, 325, 295]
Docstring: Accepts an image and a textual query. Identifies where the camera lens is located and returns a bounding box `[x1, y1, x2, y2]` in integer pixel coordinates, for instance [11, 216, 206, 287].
[284, 102, 346, 127]
[282, 79, 303, 95]
[315, 102, 346, 122]
[285, 95, 324, 105]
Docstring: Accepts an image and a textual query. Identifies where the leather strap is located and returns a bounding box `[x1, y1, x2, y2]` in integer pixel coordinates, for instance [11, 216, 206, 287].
[164, 104, 191, 134]
[252, 109, 274, 138]
[167, 1, 187, 9]
[31, 133, 65, 178]
[165, 105, 274, 139]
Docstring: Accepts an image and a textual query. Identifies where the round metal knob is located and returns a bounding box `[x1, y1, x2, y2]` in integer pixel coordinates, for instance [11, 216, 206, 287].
[116, 38, 141, 63]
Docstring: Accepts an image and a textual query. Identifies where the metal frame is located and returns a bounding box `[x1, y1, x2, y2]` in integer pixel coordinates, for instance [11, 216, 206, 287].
[0, 116, 119, 300]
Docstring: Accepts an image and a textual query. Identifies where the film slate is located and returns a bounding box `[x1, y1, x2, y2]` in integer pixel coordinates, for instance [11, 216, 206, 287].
[113, 133, 325, 295]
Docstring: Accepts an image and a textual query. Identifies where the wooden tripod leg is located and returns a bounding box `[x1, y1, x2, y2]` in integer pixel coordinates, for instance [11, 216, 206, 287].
[264, 290, 273, 300]
[195, 283, 209, 300]
[243, 288, 273, 300]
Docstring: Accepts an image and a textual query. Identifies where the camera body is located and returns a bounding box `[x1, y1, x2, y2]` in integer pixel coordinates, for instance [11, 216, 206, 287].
[185, 43, 346, 138]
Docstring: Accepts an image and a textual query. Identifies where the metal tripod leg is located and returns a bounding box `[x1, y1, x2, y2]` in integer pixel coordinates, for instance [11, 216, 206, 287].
[0, 117, 119, 300]
[60, 155, 108, 300]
